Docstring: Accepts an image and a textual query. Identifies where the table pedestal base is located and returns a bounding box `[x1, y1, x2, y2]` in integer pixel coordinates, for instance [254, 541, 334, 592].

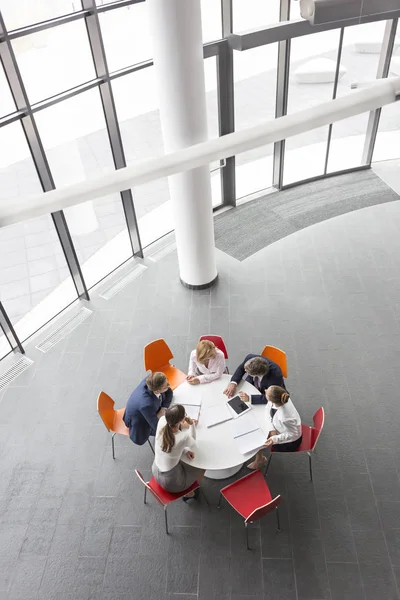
[205, 463, 243, 480]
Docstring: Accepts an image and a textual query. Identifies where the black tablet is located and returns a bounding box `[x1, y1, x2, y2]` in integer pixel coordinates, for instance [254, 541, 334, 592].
[227, 395, 251, 416]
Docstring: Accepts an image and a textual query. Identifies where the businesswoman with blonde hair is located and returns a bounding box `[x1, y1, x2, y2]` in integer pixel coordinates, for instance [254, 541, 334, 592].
[187, 339, 225, 385]
[152, 404, 205, 500]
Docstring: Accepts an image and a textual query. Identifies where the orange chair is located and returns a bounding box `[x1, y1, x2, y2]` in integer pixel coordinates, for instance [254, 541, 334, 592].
[143, 339, 186, 390]
[261, 345, 288, 378]
[97, 391, 154, 458]
[199, 334, 229, 372]
[265, 407, 325, 481]
[217, 470, 281, 550]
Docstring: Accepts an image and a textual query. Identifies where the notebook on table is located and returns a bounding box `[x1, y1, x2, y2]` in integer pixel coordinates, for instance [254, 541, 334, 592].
[203, 403, 233, 428]
[231, 413, 267, 455]
[181, 404, 201, 421]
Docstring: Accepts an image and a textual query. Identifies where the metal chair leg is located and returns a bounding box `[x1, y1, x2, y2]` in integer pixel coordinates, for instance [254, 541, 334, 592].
[217, 492, 223, 509]
[245, 522, 250, 550]
[264, 453, 272, 476]
[308, 452, 313, 481]
[276, 507, 281, 532]
[111, 433, 116, 460]
[147, 438, 155, 454]
[164, 506, 169, 535]
[144, 487, 147, 504]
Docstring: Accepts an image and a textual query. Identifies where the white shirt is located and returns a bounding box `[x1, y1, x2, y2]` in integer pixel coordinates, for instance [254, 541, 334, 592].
[188, 348, 225, 383]
[154, 415, 197, 472]
[267, 398, 302, 445]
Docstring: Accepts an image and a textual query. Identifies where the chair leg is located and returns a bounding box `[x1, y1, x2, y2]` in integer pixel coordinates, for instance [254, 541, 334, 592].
[308, 452, 313, 482]
[245, 522, 250, 550]
[264, 453, 272, 476]
[217, 492, 223, 509]
[147, 438, 155, 455]
[144, 487, 147, 504]
[276, 507, 281, 532]
[164, 506, 169, 535]
[111, 433, 116, 460]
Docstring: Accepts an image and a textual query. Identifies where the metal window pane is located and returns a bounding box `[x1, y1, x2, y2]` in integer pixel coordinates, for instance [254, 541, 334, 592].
[1, 1, 81, 30]
[11, 20, 96, 104]
[33, 88, 133, 288]
[0, 122, 76, 342]
[0, 60, 17, 117]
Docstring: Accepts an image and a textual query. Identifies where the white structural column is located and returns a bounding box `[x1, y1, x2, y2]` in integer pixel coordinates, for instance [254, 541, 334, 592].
[147, 0, 218, 288]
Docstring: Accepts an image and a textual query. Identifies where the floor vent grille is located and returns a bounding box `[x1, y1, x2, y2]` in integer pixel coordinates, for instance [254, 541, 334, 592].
[99, 264, 147, 300]
[36, 307, 93, 353]
[0, 356, 34, 391]
[148, 241, 176, 262]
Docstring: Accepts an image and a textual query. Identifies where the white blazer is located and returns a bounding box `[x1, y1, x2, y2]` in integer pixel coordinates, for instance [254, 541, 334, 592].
[187, 348, 225, 383]
[267, 398, 302, 445]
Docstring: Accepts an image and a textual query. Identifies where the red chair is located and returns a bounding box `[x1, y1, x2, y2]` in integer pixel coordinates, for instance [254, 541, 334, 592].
[217, 470, 281, 550]
[266, 407, 325, 481]
[143, 339, 186, 390]
[199, 334, 229, 373]
[135, 470, 204, 534]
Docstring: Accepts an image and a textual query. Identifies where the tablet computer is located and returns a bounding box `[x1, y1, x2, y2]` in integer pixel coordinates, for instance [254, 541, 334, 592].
[227, 395, 252, 418]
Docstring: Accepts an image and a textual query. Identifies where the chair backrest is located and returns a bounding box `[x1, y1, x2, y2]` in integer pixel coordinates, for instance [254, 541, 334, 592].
[311, 407, 325, 450]
[199, 334, 229, 359]
[97, 391, 116, 432]
[245, 494, 282, 524]
[135, 469, 165, 506]
[261, 345, 287, 378]
[144, 339, 174, 372]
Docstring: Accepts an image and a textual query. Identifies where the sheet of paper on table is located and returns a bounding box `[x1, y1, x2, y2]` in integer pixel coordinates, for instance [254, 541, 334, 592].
[178, 395, 202, 406]
[234, 427, 266, 455]
[203, 403, 233, 428]
[231, 412, 259, 438]
[181, 404, 200, 421]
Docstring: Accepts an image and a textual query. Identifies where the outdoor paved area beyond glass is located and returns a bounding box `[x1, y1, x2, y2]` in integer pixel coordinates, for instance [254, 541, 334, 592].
[1, 193, 400, 599]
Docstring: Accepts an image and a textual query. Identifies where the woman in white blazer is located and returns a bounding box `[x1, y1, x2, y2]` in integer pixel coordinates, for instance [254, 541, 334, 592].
[187, 340, 225, 385]
[248, 385, 302, 470]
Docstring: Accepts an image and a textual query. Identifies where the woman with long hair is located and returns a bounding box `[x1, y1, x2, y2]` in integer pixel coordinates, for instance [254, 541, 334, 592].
[187, 339, 225, 385]
[152, 404, 205, 500]
[248, 385, 302, 470]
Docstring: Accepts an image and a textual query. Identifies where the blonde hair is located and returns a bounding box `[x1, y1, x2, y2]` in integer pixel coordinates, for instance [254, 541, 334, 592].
[196, 340, 216, 364]
[146, 372, 167, 393]
[161, 405, 185, 453]
[268, 385, 290, 406]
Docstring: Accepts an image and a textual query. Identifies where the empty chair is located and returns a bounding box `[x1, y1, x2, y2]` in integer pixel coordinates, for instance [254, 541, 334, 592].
[144, 339, 186, 390]
[135, 469, 202, 534]
[97, 391, 154, 458]
[217, 470, 281, 550]
[266, 407, 325, 481]
[261, 345, 287, 378]
[199, 334, 229, 373]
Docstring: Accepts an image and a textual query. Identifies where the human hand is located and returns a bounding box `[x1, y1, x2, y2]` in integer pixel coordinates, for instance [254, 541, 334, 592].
[157, 408, 167, 418]
[187, 377, 200, 385]
[223, 383, 237, 398]
[263, 438, 274, 447]
[185, 416, 194, 425]
[181, 421, 190, 430]
[268, 430, 278, 438]
[186, 451, 195, 459]
[186, 375, 195, 381]
[239, 392, 249, 402]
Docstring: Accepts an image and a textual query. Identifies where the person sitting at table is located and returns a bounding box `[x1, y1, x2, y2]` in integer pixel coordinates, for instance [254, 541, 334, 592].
[187, 339, 225, 385]
[223, 354, 285, 403]
[248, 385, 302, 470]
[123, 372, 172, 445]
[152, 404, 205, 500]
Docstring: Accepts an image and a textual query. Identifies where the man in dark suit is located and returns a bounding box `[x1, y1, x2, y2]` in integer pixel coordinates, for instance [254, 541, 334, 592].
[223, 354, 285, 404]
[123, 372, 173, 445]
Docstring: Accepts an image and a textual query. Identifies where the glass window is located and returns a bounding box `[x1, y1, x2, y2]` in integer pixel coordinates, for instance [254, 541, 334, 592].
[327, 22, 383, 173]
[232, 0, 280, 32]
[0, 62, 16, 117]
[1, 0, 80, 31]
[200, 0, 222, 43]
[0, 330, 12, 360]
[12, 20, 96, 104]
[0, 122, 76, 342]
[34, 89, 132, 288]
[283, 30, 340, 185]
[234, 44, 278, 198]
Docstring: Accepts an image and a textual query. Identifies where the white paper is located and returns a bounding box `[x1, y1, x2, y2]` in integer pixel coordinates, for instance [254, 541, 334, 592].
[182, 404, 200, 421]
[235, 428, 267, 455]
[231, 412, 259, 439]
[178, 396, 202, 406]
[203, 403, 233, 428]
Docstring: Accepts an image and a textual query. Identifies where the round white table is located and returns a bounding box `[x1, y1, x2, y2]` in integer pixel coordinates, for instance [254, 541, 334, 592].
[172, 374, 269, 480]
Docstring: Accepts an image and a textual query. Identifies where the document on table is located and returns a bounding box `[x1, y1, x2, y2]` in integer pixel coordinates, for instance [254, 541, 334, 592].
[232, 413, 267, 455]
[179, 395, 202, 406]
[181, 404, 200, 421]
[203, 403, 233, 428]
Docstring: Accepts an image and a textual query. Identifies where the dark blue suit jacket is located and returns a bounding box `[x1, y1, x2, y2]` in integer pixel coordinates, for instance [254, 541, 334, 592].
[231, 353, 285, 404]
[123, 378, 173, 445]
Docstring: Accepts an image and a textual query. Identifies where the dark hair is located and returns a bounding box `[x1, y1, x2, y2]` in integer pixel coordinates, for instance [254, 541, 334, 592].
[146, 372, 167, 392]
[244, 357, 270, 377]
[267, 385, 290, 406]
[161, 404, 185, 453]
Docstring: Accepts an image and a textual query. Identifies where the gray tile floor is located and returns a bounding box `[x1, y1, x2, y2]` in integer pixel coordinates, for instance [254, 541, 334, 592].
[1, 197, 400, 599]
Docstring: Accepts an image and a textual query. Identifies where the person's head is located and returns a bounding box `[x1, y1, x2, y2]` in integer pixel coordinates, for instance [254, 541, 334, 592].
[196, 340, 216, 365]
[161, 404, 186, 453]
[244, 356, 270, 378]
[146, 372, 169, 394]
[266, 385, 290, 407]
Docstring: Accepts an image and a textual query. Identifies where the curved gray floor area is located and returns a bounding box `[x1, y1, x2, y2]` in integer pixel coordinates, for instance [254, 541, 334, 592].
[214, 169, 400, 261]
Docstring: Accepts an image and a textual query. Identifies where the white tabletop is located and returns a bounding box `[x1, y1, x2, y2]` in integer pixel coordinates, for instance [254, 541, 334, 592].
[172, 374, 269, 471]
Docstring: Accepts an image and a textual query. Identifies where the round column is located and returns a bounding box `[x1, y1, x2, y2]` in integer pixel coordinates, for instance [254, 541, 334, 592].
[147, 0, 218, 289]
